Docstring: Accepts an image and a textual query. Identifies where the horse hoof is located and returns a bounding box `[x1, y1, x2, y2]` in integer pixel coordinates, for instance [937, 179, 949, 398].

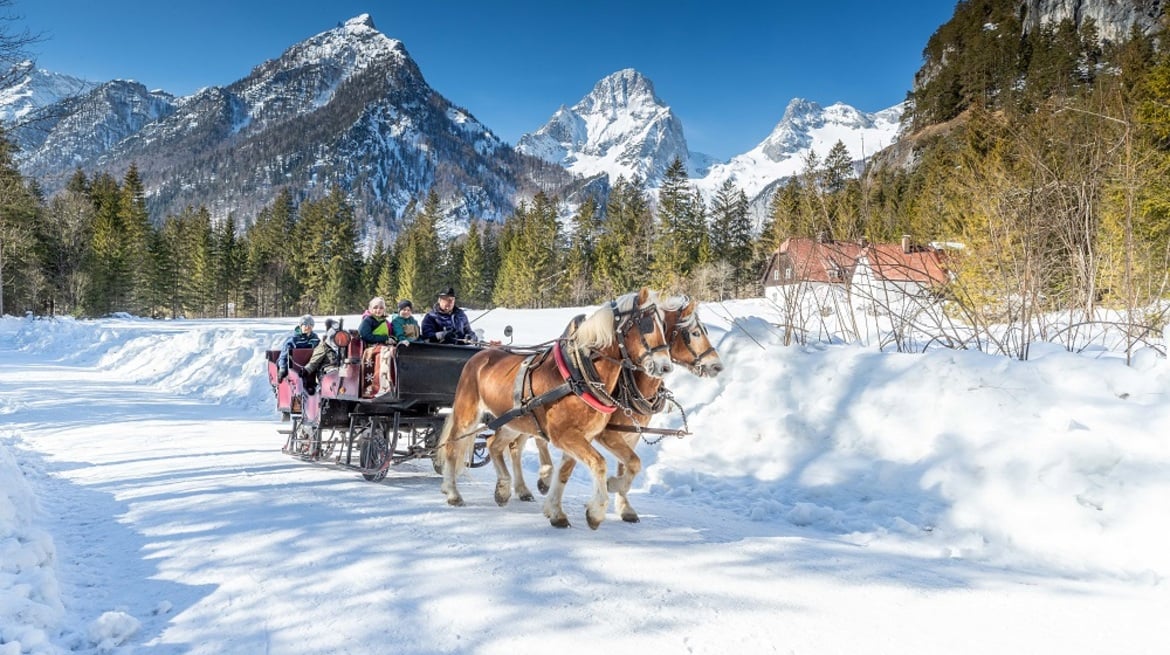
[586, 515, 603, 530]
[519, 492, 535, 502]
[550, 517, 570, 529]
[538, 479, 550, 495]
[447, 497, 465, 507]
[622, 513, 640, 523]
[494, 494, 509, 507]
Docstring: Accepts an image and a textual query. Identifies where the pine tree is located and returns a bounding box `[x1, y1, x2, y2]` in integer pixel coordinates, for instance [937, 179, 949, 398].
[395, 190, 441, 306]
[0, 132, 43, 315]
[310, 186, 362, 314]
[118, 163, 154, 315]
[595, 175, 653, 295]
[459, 220, 487, 307]
[709, 178, 753, 296]
[83, 173, 126, 315]
[563, 197, 601, 305]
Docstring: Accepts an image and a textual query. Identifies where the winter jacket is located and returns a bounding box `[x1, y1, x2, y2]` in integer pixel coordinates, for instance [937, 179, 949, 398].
[391, 315, 421, 342]
[359, 313, 394, 346]
[421, 305, 474, 344]
[277, 327, 321, 371]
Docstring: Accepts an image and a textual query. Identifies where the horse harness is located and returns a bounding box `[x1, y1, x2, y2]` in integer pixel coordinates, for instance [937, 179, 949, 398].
[483, 302, 689, 442]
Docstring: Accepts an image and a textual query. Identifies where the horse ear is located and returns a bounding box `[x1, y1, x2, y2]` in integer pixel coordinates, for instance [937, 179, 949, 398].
[637, 287, 650, 304]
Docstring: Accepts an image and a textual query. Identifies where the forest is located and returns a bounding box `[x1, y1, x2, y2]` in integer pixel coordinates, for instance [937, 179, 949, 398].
[1, 0, 1169, 341]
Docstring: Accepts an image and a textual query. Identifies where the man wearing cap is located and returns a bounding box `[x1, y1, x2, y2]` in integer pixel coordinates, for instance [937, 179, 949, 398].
[421, 287, 475, 344]
[277, 314, 321, 382]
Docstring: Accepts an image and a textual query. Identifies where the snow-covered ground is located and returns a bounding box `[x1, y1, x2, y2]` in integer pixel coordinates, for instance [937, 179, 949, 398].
[2, 299, 1168, 654]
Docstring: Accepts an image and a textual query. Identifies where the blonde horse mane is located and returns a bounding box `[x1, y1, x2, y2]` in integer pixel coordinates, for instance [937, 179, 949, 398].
[660, 294, 698, 327]
[572, 290, 658, 351]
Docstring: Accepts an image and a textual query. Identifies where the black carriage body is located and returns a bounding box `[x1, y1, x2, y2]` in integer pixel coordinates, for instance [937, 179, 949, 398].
[267, 332, 489, 480]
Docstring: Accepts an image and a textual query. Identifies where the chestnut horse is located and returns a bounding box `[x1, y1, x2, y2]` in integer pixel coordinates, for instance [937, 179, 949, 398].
[516, 295, 723, 522]
[437, 288, 673, 529]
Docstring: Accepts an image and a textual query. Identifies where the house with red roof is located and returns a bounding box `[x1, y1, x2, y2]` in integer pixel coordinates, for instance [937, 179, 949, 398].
[761, 235, 951, 307]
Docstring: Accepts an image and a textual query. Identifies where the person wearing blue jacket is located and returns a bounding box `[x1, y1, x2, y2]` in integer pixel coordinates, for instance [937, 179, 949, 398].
[421, 287, 475, 344]
[277, 315, 320, 381]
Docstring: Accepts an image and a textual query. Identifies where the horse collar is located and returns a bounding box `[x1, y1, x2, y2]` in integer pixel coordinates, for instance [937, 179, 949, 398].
[553, 341, 617, 415]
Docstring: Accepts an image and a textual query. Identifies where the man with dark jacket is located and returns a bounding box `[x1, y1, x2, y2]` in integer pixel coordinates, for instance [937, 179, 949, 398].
[277, 315, 321, 381]
[421, 287, 475, 344]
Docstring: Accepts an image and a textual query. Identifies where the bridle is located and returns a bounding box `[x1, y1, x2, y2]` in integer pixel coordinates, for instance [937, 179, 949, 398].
[670, 306, 718, 370]
[610, 299, 669, 373]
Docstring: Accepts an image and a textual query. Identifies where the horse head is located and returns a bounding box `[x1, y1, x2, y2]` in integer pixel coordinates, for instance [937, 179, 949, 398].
[662, 296, 723, 378]
[573, 288, 673, 378]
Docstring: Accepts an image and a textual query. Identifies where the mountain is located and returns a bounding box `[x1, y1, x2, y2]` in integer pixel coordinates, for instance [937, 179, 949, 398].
[17, 80, 176, 188]
[695, 98, 902, 199]
[0, 61, 99, 156]
[517, 69, 902, 216]
[1021, 0, 1164, 43]
[6, 14, 570, 238]
[0, 61, 96, 124]
[517, 69, 704, 186]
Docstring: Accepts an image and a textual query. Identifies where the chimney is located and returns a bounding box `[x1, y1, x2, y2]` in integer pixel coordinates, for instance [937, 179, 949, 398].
[901, 234, 911, 253]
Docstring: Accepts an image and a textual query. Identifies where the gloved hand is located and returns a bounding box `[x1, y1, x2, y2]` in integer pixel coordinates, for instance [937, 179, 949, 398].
[277, 367, 288, 382]
[398, 339, 410, 347]
[435, 330, 447, 341]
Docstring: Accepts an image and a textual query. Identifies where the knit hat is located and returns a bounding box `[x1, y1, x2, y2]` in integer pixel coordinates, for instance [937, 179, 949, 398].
[398, 299, 413, 311]
[299, 314, 315, 328]
[438, 287, 456, 298]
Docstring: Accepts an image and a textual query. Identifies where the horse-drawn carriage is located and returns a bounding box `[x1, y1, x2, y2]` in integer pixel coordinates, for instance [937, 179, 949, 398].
[267, 289, 724, 529]
[265, 322, 505, 481]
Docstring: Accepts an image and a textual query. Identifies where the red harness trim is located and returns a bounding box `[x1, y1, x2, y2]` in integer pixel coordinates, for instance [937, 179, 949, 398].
[553, 341, 617, 415]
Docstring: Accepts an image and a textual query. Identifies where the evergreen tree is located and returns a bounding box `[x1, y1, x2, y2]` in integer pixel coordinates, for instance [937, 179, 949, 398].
[595, 175, 653, 295]
[396, 189, 441, 305]
[459, 220, 487, 307]
[83, 173, 126, 315]
[563, 197, 601, 305]
[0, 131, 42, 315]
[651, 158, 707, 291]
[118, 163, 154, 315]
[709, 178, 753, 296]
[492, 193, 561, 307]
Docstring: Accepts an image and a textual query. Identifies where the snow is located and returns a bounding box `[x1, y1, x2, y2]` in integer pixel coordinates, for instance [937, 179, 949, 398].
[2, 301, 1169, 654]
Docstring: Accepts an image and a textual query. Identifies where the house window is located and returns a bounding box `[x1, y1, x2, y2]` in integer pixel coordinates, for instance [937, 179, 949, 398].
[784, 266, 793, 281]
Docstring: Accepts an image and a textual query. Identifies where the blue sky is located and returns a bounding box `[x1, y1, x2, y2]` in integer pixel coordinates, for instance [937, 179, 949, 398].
[17, 0, 956, 160]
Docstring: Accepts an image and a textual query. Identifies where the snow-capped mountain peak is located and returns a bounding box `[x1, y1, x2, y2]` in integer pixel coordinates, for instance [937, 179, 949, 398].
[517, 68, 691, 185]
[693, 98, 904, 205]
[0, 61, 96, 123]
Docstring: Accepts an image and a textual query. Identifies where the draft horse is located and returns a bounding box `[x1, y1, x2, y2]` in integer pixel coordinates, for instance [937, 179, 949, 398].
[525, 295, 723, 522]
[437, 288, 673, 529]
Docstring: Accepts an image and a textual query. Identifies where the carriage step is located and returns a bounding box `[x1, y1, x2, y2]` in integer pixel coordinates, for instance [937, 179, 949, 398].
[277, 429, 294, 435]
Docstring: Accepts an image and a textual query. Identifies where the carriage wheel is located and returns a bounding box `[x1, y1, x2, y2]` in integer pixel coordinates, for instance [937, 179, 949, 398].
[467, 433, 491, 469]
[359, 428, 390, 482]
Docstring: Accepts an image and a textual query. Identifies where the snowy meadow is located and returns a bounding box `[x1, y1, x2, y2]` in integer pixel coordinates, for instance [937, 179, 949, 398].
[2, 298, 1169, 654]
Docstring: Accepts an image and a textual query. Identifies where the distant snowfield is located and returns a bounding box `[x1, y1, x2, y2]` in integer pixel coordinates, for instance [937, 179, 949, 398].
[2, 300, 1168, 654]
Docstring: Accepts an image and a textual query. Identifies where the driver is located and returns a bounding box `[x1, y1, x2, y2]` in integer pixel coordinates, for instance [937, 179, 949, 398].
[421, 287, 475, 344]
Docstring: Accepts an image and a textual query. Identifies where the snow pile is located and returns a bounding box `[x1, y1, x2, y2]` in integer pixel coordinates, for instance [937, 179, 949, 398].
[1, 301, 1169, 653]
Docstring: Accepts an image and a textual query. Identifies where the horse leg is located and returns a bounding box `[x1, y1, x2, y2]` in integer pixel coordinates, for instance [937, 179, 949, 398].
[600, 431, 642, 523]
[508, 436, 536, 502]
[535, 438, 554, 495]
[488, 432, 514, 506]
[438, 398, 480, 507]
[541, 449, 575, 529]
[546, 436, 609, 530]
